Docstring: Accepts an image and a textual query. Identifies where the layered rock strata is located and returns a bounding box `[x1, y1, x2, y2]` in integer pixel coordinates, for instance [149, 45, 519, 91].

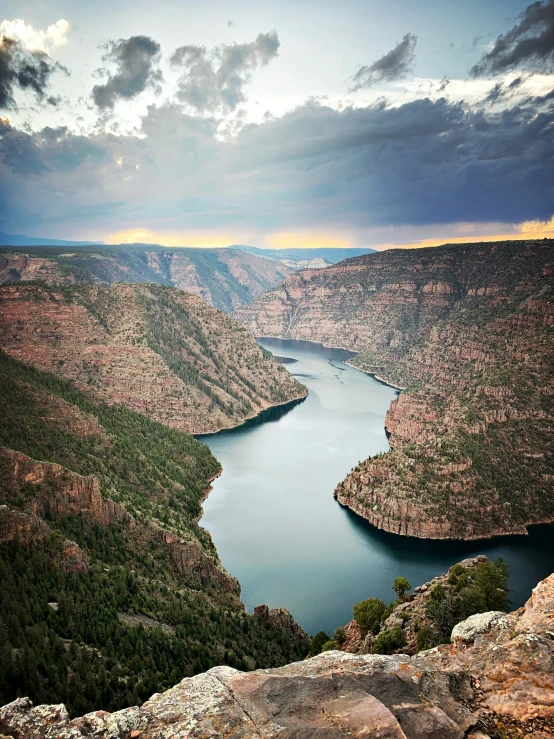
[238, 240, 554, 538]
[2, 570, 553, 739]
[0, 283, 307, 434]
[0, 446, 238, 596]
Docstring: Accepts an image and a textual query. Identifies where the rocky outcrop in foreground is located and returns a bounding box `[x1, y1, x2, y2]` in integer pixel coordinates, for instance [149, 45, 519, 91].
[238, 240, 554, 539]
[2, 571, 553, 738]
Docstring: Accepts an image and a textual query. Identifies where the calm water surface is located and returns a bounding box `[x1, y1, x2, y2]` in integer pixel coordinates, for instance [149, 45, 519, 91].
[200, 338, 554, 635]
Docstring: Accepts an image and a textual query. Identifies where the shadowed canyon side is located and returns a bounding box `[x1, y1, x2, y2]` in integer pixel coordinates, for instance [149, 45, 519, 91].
[0, 351, 309, 713]
[3, 569, 554, 738]
[0, 246, 293, 313]
[0, 283, 307, 434]
[236, 240, 554, 539]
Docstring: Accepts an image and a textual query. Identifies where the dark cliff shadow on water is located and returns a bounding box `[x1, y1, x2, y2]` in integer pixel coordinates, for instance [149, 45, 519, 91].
[196, 396, 307, 440]
[342, 506, 554, 608]
[273, 355, 298, 364]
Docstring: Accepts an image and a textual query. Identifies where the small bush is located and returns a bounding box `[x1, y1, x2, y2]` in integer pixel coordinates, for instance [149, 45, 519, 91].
[353, 598, 387, 639]
[416, 627, 439, 652]
[308, 631, 330, 657]
[373, 627, 407, 655]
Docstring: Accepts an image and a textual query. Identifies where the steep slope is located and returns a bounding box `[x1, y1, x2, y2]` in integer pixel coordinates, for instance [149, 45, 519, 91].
[0, 351, 309, 715]
[237, 240, 554, 538]
[3, 569, 554, 738]
[0, 283, 306, 434]
[0, 245, 293, 313]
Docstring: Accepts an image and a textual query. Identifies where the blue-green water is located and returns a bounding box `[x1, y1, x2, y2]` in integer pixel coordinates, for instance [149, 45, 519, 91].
[200, 338, 554, 635]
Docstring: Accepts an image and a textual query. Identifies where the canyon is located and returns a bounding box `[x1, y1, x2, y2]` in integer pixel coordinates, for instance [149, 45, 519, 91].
[0, 283, 306, 434]
[0, 245, 293, 314]
[237, 240, 554, 539]
[2, 567, 553, 738]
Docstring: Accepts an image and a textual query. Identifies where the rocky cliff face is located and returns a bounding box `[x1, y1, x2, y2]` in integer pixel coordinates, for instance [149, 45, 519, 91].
[0, 446, 239, 596]
[0, 283, 306, 434]
[238, 240, 554, 539]
[0, 246, 293, 314]
[3, 570, 553, 738]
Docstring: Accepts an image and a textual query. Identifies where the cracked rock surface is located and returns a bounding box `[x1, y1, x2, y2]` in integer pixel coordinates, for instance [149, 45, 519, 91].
[2, 572, 553, 738]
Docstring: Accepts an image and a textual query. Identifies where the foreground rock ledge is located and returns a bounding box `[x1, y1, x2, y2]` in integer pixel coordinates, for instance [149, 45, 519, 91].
[2, 574, 554, 739]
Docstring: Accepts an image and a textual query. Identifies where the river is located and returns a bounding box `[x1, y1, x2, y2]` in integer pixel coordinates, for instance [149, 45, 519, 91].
[200, 338, 554, 636]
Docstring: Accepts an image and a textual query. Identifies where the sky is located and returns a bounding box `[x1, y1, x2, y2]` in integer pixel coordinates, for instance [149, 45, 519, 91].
[0, 0, 554, 249]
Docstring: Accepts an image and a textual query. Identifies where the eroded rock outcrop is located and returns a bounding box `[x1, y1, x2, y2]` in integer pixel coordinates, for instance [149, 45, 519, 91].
[340, 555, 492, 656]
[2, 571, 553, 739]
[0, 446, 240, 597]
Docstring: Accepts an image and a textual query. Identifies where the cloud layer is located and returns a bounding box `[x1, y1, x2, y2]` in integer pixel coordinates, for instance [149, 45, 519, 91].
[1, 1, 554, 245]
[0, 35, 63, 109]
[2, 86, 553, 237]
[0, 18, 69, 54]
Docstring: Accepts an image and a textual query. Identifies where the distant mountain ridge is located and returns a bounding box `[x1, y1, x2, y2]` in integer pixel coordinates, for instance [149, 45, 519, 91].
[0, 245, 293, 313]
[0, 233, 376, 264]
[232, 244, 377, 269]
[0, 232, 103, 246]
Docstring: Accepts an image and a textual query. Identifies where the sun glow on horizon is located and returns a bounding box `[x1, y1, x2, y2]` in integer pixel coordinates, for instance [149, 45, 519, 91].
[373, 217, 554, 251]
[102, 217, 554, 253]
[104, 228, 241, 248]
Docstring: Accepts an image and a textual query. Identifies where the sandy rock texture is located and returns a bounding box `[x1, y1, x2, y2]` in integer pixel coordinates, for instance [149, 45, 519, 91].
[2, 572, 553, 739]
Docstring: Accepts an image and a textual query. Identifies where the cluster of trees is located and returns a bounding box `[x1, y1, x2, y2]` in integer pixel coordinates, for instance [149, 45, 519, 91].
[0, 349, 220, 545]
[0, 351, 309, 715]
[309, 561, 509, 657]
[418, 558, 509, 649]
[0, 537, 307, 717]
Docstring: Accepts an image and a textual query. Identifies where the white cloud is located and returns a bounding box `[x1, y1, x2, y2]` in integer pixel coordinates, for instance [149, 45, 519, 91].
[0, 18, 70, 54]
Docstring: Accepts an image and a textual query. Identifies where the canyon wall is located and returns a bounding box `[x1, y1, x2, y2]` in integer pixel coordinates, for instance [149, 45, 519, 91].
[0, 246, 293, 313]
[0, 283, 306, 434]
[0, 350, 310, 713]
[237, 240, 554, 538]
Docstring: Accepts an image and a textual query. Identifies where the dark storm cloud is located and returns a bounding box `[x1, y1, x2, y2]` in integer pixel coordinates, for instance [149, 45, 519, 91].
[2, 90, 554, 234]
[350, 33, 417, 90]
[0, 35, 64, 109]
[92, 35, 162, 109]
[170, 31, 280, 112]
[472, 0, 554, 76]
